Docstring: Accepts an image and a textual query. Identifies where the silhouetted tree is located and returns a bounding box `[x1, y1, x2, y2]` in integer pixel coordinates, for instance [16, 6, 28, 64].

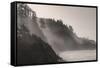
[69, 25, 73, 32]
[40, 18, 46, 28]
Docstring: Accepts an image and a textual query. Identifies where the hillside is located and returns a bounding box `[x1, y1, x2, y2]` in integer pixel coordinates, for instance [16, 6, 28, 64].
[17, 4, 63, 65]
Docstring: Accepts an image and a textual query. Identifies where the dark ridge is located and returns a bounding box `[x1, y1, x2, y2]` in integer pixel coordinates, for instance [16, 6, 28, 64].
[17, 24, 64, 65]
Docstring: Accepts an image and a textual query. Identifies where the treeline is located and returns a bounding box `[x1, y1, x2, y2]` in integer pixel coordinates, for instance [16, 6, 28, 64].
[39, 18, 74, 38]
[17, 3, 36, 20]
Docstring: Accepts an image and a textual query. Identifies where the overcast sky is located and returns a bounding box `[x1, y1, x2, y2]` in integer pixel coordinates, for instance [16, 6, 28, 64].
[28, 4, 96, 41]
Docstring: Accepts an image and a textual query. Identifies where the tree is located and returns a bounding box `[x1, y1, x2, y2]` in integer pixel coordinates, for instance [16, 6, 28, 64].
[40, 18, 46, 28]
[69, 25, 73, 32]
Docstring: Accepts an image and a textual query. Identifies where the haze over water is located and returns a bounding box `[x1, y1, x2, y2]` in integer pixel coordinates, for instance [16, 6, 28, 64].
[59, 50, 96, 61]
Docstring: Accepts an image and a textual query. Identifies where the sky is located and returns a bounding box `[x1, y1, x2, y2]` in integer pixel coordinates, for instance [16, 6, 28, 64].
[27, 4, 96, 41]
